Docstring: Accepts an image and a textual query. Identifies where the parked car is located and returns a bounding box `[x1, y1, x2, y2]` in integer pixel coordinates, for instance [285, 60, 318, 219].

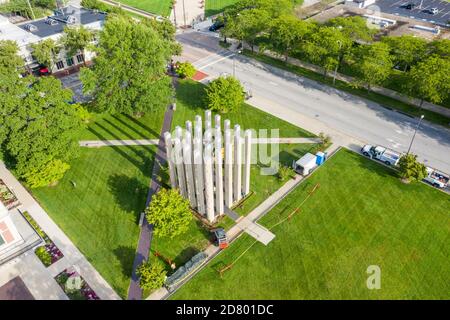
[429, 7, 439, 15]
[403, 3, 416, 10]
[209, 20, 225, 32]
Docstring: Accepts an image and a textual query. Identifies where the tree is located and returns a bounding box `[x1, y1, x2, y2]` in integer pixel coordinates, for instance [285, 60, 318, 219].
[398, 153, 427, 182]
[303, 26, 351, 76]
[22, 159, 70, 188]
[327, 16, 376, 43]
[136, 260, 167, 290]
[205, 76, 244, 113]
[80, 16, 174, 116]
[60, 25, 94, 57]
[0, 40, 24, 73]
[405, 55, 450, 106]
[175, 61, 196, 79]
[351, 42, 392, 91]
[382, 35, 427, 72]
[268, 15, 311, 61]
[428, 39, 450, 59]
[2, 76, 82, 187]
[31, 38, 59, 68]
[145, 189, 192, 238]
[277, 165, 294, 181]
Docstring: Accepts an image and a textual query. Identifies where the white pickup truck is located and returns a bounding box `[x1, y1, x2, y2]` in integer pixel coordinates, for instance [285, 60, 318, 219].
[361, 145, 401, 166]
[423, 167, 449, 188]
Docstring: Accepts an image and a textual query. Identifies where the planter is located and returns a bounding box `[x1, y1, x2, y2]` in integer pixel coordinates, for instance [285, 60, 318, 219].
[55, 267, 100, 300]
[0, 179, 20, 209]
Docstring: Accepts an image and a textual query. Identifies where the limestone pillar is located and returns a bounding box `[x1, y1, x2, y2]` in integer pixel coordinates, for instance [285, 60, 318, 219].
[173, 138, 187, 197]
[224, 119, 230, 132]
[214, 127, 224, 216]
[203, 143, 215, 223]
[194, 116, 203, 142]
[182, 139, 196, 206]
[234, 125, 242, 202]
[164, 132, 177, 189]
[224, 129, 233, 207]
[185, 121, 193, 139]
[193, 138, 205, 215]
[214, 114, 221, 129]
[243, 129, 252, 196]
[205, 110, 212, 133]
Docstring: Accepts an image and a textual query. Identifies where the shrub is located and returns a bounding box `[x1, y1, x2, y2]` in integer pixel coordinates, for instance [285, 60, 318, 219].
[278, 165, 294, 181]
[318, 132, 331, 150]
[398, 153, 427, 182]
[136, 260, 167, 290]
[175, 62, 196, 79]
[35, 246, 52, 266]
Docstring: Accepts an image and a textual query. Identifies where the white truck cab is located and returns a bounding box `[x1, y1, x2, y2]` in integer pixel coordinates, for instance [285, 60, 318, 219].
[361, 145, 401, 166]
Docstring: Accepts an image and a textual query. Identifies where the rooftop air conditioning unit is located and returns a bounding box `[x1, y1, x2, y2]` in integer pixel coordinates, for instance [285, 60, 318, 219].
[66, 15, 77, 24]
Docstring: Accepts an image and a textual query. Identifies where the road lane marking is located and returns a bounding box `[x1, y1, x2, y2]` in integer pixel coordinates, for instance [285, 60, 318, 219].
[196, 52, 235, 70]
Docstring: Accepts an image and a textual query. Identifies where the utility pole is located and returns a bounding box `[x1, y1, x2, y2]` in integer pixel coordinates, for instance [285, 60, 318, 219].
[182, 0, 187, 28]
[407, 115, 424, 154]
[333, 40, 342, 85]
[172, 0, 177, 28]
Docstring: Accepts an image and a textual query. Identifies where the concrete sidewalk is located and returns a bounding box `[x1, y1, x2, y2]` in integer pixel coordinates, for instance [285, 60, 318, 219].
[79, 139, 159, 147]
[0, 162, 121, 300]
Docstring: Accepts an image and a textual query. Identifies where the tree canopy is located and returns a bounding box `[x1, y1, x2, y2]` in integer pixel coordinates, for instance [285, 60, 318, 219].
[205, 76, 245, 113]
[31, 38, 59, 67]
[382, 35, 427, 71]
[136, 260, 167, 290]
[145, 189, 192, 238]
[80, 15, 175, 116]
[61, 25, 94, 57]
[406, 55, 450, 105]
[327, 16, 376, 43]
[398, 153, 427, 182]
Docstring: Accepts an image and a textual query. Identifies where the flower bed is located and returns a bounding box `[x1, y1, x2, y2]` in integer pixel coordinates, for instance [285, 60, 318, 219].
[55, 267, 100, 300]
[21, 211, 64, 267]
[0, 179, 20, 209]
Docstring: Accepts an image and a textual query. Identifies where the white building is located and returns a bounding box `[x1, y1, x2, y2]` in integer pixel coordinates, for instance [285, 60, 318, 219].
[0, 6, 106, 75]
[345, 0, 376, 8]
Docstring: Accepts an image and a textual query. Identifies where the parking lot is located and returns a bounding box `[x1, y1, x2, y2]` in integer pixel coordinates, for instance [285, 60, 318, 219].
[375, 0, 450, 25]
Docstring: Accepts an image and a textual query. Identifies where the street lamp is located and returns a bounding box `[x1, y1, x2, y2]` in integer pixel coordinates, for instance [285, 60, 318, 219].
[233, 50, 242, 78]
[407, 115, 424, 154]
[333, 40, 343, 85]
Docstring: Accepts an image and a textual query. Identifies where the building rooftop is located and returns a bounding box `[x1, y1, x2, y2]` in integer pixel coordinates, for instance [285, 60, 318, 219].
[0, 15, 40, 47]
[17, 6, 106, 39]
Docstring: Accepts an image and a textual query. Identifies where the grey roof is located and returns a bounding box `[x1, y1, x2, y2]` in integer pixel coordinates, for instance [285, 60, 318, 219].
[17, 6, 107, 39]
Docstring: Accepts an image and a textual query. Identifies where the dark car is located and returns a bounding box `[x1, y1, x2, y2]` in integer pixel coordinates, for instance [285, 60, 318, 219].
[209, 20, 225, 32]
[403, 3, 416, 9]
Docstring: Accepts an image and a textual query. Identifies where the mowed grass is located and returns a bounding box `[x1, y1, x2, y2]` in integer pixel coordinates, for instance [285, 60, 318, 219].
[118, 0, 173, 16]
[205, 0, 240, 16]
[172, 149, 450, 299]
[78, 108, 166, 141]
[32, 146, 155, 298]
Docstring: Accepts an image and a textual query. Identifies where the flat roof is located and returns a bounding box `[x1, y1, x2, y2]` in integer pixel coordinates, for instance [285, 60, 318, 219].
[0, 276, 35, 300]
[16, 6, 107, 39]
[0, 15, 40, 46]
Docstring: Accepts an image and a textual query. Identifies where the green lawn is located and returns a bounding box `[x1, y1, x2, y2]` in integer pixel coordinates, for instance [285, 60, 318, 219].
[117, 0, 173, 16]
[78, 109, 166, 141]
[244, 50, 450, 129]
[172, 149, 450, 299]
[205, 0, 239, 16]
[32, 146, 154, 298]
[31, 78, 320, 298]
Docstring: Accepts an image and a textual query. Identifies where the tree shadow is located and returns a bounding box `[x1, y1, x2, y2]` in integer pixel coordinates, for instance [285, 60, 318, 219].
[121, 114, 161, 140]
[113, 245, 137, 277]
[174, 80, 206, 112]
[172, 246, 201, 267]
[107, 174, 147, 221]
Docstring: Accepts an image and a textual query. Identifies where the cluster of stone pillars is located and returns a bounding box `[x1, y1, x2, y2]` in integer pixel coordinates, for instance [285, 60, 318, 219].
[164, 110, 252, 223]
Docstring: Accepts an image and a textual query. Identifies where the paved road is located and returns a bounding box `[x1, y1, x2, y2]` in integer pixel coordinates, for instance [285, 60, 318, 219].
[177, 31, 450, 174]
